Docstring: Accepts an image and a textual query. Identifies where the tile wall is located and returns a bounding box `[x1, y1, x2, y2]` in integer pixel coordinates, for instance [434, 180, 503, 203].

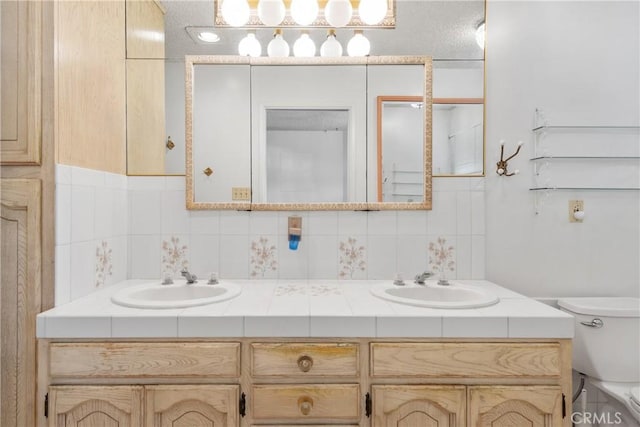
[55, 165, 128, 305]
[57, 165, 486, 304]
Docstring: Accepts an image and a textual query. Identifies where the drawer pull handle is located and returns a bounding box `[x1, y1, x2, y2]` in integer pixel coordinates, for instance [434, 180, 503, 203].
[298, 396, 314, 415]
[297, 355, 314, 372]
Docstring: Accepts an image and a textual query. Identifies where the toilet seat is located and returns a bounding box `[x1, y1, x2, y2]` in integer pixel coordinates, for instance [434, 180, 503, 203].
[630, 386, 640, 414]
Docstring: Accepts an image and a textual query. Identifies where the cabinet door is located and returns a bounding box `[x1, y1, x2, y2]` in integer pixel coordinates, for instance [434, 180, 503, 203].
[468, 386, 563, 427]
[126, 59, 166, 175]
[145, 385, 239, 427]
[1, 179, 41, 427]
[372, 385, 466, 427]
[48, 385, 143, 427]
[126, 0, 165, 59]
[1, 0, 41, 164]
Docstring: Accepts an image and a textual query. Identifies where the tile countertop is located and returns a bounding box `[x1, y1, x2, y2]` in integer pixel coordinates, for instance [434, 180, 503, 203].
[36, 280, 574, 339]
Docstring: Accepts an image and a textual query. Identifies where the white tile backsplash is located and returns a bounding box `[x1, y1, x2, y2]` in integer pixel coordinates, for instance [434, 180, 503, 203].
[70, 185, 95, 242]
[57, 166, 485, 300]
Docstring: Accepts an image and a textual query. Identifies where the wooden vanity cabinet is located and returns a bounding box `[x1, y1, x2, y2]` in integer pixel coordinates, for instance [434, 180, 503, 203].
[42, 339, 571, 427]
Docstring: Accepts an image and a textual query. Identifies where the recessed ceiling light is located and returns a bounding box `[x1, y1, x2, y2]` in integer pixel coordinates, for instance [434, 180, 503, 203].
[186, 27, 222, 45]
[197, 31, 220, 43]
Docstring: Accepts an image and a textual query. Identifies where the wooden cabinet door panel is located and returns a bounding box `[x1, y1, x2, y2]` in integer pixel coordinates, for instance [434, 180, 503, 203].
[145, 385, 239, 427]
[1, 179, 41, 427]
[48, 386, 143, 427]
[468, 386, 563, 427]
[372, 385, 465, 427]
[0, 1, 41, 164]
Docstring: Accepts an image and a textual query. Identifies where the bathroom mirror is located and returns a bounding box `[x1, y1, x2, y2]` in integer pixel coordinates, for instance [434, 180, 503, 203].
[186, 55, 432, 210]
[432, 99, 484, 176]
[130, 1, 485, 190]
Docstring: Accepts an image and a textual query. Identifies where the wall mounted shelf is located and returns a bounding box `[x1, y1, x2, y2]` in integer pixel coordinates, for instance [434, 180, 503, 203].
[531, 109, 640, 214]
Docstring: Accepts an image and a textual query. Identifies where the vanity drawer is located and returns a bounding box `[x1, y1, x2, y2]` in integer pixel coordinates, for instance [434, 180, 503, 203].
[251, 384, 360, 421]
[370, 342, 561, 378]
[251, 343, 359, 377]
[49, 342, 241, 379]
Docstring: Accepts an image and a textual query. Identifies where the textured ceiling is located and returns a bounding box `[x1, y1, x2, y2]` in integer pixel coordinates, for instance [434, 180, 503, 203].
[163, 0, 485, 60]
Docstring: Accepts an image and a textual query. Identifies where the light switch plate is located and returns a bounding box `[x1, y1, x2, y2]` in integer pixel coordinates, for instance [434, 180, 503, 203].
[232, 187, 251, 201]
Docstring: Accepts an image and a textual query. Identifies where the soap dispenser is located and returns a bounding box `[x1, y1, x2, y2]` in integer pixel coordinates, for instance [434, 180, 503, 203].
[288, 216, 302, 250]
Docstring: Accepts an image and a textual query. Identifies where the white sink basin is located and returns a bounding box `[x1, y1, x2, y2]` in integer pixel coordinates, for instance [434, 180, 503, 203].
[111, 281, 241, 309]
[371, 282, 499, 309]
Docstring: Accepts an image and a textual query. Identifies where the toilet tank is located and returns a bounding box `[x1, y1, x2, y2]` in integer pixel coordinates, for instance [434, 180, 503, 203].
[558, 297, 640, 383]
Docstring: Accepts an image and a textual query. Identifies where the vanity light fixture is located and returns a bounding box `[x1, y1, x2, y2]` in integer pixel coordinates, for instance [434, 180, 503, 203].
[496, 140, 523, 176]
[293, 31, 316, 57]
[320, 29, 343, 57]
[215, 0, 395, 28]
[221, 0, 251, 26]
[358, 0, 387, 25]
[238, 31, 262, 56]
[347, 30, 370, 56]
[476, 21, 485, 50]
[325, 0, 353, 27]
[267, 29, 290, 57]
[290, 0, 319, 25]
[257, 0, 286, 26]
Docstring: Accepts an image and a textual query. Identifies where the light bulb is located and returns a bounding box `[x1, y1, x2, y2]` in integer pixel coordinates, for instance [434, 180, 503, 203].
[358, 0, 387, 25]
[197, 31, 220, 43]
[324, 0, 353, 27]
[291, 0, 319, 26]
[267, 29, 290, 57]
[293, 32, 316, 57]
[347, 31, 370, 57]
[238, 32, 261, 57]
[221, 0, 250, 27]
[476, 22, 485, 49]
[257, 0, 286, 26]
[320, 30, 342, 57]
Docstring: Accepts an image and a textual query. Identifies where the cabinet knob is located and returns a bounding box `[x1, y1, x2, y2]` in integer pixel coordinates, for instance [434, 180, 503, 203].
[298, 396, 313, 416]
[297, 355, 313, 372]
[166, 136, 175, 150]
[203, 167, 213, 177]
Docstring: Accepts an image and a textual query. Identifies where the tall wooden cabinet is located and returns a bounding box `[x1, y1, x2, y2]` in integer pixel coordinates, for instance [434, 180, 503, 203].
[1, 1, 53, 426]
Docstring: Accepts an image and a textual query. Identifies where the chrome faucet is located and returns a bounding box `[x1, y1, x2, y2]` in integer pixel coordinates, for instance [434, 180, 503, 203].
[414, 271, 433, 285]
[181, 268, 198, 284]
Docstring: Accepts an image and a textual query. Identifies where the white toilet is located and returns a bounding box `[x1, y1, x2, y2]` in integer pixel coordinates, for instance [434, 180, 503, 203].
[558, 297, 640, 426]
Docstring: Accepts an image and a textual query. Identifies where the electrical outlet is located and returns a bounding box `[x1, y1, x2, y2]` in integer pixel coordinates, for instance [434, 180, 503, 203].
[569, 200, 584, 222]
[232, 187, 251, 201]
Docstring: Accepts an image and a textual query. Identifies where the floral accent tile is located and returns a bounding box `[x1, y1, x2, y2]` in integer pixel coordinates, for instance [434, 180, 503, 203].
[274, 283, 342, 297]
[95, 240, 112, 288]
[310, 284, 341, 296]
[250, 237, 278, 278]
[339, 237, 366, 279]
[429, 237, 455, 284]
[162, 236, 188, 278]
[275, 283, 306, 296]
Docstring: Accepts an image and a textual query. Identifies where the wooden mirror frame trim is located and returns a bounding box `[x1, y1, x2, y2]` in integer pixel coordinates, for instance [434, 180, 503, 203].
[185, 55, 432, 211]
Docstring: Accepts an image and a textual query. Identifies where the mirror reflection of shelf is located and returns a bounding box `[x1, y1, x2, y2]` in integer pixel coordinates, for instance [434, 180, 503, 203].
[532, 125, 640, 132]
[381, 166, 423, 201]
[531, 109, 640, 214]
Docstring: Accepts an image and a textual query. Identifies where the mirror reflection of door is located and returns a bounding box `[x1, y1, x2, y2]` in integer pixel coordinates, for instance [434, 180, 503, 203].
[266, 109, 349, 203]
[377, 96, 425, 203]
[432, 98, 484, 176]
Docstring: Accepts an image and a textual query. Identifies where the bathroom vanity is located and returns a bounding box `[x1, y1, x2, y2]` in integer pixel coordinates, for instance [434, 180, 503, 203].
[37, 280, 574, 427]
